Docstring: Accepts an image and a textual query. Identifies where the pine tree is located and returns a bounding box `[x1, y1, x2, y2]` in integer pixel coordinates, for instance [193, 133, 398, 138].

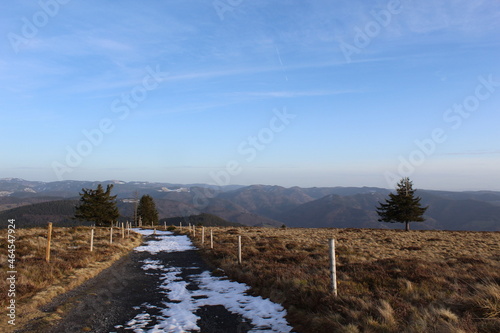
[74, 184, 119, 226]
[137, 194, 159, 226]
[376, 177, 428, 231]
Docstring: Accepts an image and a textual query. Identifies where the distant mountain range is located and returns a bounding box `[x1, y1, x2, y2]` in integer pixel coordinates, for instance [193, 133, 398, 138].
[1, 178, 499, 231]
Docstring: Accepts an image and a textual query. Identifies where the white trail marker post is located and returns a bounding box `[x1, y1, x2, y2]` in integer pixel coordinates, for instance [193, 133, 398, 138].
[329, 239, 338, 297]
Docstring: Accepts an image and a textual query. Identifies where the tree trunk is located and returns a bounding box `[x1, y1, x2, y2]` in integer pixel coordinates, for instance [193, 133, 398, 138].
[405, 221, 410, 231]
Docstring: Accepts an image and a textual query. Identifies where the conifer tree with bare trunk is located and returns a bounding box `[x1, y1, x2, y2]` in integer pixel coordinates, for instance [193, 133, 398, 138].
[376, 177, 428, 231]
[75, 184, 119, 227]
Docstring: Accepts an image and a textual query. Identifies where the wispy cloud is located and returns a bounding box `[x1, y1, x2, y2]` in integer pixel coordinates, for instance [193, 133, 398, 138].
[228, 90, 357, 98]
[442, 150, 500, 156]
[163, 56, 398, 83]
[86, 37, 132, 52]
[400, 0, 500, 35]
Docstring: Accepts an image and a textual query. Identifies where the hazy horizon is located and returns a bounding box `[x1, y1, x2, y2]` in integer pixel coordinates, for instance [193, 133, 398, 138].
[1, 1, 499, 191]
[2, 176, 499, 193]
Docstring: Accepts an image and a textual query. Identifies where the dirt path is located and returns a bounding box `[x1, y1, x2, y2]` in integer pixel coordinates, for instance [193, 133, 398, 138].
[18, 231, 293, 333]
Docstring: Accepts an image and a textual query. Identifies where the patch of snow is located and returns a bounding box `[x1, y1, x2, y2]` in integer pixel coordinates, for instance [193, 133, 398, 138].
[141, 259, 162, 264]
[133, 229, 171, 236]
[141, 258, 165, 271]
[158, 187, 190, 193]
[124, 230, 295, 332]
[193, 271, 292, 332]
[133, 229, 195, 254]
[125, 312, 151, 332]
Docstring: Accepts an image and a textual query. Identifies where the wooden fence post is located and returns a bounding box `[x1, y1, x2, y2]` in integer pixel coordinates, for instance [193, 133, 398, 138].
[329, 239, 338, 297]
[45, 222, 53, 263]
[122, 223, 125, 239]
[201, 227, 205, 245]
[210, 229, 213, 249]
[110, 226, 113, 244]
[90, 228, 94, 252]
[238, 235, 242, 265]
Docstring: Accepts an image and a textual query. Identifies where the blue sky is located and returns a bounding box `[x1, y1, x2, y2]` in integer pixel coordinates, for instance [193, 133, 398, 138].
[1, 0, 499, 190]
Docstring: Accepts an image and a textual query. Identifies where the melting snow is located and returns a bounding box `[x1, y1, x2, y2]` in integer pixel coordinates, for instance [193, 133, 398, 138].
[120, 229, 294, 333]
[133, 229, 195, 254]
[141, 259, 165, 271]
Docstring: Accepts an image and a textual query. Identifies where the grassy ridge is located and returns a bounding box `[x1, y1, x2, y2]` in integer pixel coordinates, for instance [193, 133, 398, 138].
[187, 227, 500, 333]
[0, 226, 142, 332]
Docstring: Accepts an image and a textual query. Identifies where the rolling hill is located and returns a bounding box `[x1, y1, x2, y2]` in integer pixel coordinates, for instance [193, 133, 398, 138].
[278, 193, 384, 229]
[1, 179, 499, 231]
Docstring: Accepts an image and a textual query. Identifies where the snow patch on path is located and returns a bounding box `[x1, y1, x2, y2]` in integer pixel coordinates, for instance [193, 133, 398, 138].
[120, 229, 294, 333]
[192, 271, 292, 332]
[133, 229, 195, 254]
[141, 259, 164, 271]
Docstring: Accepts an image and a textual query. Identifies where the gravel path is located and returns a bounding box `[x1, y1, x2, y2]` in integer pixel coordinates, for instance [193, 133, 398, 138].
[19, 231, 294, 333]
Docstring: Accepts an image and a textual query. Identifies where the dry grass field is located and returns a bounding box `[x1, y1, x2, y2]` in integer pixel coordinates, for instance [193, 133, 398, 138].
[0, 226, 142, 332]
[185, 226, 500, 333]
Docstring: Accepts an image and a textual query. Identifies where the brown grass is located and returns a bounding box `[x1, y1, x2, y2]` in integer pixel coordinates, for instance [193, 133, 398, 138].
[183, 226, 500, 333]
[0, 226, 142, 332]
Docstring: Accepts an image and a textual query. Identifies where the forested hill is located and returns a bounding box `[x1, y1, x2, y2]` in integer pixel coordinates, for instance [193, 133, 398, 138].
[0, 200, 79, 228]
[0, 201, 243, 229]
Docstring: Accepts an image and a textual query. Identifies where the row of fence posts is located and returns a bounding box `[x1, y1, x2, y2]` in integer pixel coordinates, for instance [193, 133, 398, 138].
[45, 221, 135, 263]
[109, 221, 132, 245]
[43, 222, 337, 297]
[183, 225, 338, 297]
[185, 225, 214, 250]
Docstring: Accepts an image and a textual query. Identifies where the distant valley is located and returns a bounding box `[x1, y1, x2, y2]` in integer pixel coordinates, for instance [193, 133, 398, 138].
[1, 178, 499, 231]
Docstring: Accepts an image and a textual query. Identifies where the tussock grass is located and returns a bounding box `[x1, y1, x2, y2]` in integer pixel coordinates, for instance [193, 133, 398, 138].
[0, 226, 142, 331]
[184, 227, 500, 333]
